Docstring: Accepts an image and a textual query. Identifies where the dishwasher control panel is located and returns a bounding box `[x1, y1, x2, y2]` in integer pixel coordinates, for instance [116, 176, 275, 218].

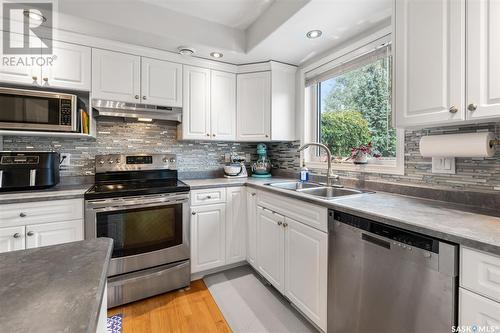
[331, 210, 439, 253]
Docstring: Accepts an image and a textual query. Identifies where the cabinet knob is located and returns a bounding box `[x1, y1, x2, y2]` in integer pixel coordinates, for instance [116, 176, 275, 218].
[142, 96, 147, 100]
[27, 231, 34, 236]
[206, 195, 212, 199]
[13, 233, 20, 239]
[449, 106, 458, 114]
[283, 222, 288, 228]
[191, 212, 196, 215]
[19, 212, 26, 218]
[43, 77, 48, 82]
[251, 193, 256, 196]
[265, 134, 269, 138]
[468, 103, 477, 112]
[32, 76, 38, 84]
[206, 133, 210, 137]
[135, 95, 140, 99]
[212, 134, 216, 137]
[277, 221, 282, 226]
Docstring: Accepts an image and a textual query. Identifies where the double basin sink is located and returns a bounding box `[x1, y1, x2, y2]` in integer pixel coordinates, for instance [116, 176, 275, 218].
[266, 181, 371, 200]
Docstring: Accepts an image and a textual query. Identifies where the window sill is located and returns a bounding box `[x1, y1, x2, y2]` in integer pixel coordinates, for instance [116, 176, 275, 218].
[306, 160, 404, 175]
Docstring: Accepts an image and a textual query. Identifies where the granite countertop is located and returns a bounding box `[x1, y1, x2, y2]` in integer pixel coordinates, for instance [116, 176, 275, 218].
[0, 238, 113, 333]
[185, 177, 500, 255]
[0, 183, 92, 204]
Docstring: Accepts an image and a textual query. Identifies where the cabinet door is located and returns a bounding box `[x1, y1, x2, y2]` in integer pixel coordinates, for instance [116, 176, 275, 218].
[236, 72, 271, 141]
[25, 220, 83, 249]
[92, 48, 141, 103]
[256, 206, 284, 293]
[180, 65, 211, 140]
[190, 203, 226, 273]
[394, 0, 465, 128]
[246, 190, 258, 268]
[460, 288, 500, 328]
[226, 187, 246, 264]
[0, 226, 25, 253]
[211, 70, 236, 141]
[0, 32, 40, 85]
[141, 57, 182, 107]
[41, 40, 91, 91]
[466, 0, 500, 120]
[284, 218, 327, 331]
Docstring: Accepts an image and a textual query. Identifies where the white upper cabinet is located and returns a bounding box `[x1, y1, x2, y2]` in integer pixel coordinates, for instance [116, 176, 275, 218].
[466, 0, 500, 120]
[211, 70, 236, 141]
[92, 48, 141, 103]
[181, 65, 211, 140]
[237, 71, 271, 141]
[141, 57, 182, 107]
[0, 33, 39, 86]
[41, 41, 91, 91]
[394, 0, 466, 128]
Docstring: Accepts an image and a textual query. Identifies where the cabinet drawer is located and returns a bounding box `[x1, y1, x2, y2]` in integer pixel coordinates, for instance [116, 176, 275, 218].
[190, 188, 226, 206]
[459, 288, 500, 327]
[0, 199, 83, 227]
[257, 190, 328, 232]
[461, 247, 500, 302]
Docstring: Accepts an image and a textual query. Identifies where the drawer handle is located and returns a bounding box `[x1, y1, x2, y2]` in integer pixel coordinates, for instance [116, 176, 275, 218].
[206, 195, 212, 199]
[13, 233, 21, 239]
[19, 212, 26, 218]
[27, 231, 34, 236]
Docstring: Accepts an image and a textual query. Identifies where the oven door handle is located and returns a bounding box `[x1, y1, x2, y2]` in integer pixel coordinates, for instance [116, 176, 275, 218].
[87, 200, 187, 213]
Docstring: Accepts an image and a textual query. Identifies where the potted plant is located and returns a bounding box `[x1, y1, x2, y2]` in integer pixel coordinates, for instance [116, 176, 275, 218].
[348, 142, 380, 164]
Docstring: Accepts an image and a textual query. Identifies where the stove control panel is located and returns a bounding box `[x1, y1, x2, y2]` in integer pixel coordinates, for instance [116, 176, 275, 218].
[95, 154, 177, 173]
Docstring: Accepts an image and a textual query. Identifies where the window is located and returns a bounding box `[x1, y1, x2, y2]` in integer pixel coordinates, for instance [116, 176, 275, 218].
[305, 40, 403, 174]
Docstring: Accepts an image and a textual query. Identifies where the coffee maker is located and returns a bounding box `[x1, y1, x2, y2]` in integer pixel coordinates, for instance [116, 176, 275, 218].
[0, 152, 60, 191]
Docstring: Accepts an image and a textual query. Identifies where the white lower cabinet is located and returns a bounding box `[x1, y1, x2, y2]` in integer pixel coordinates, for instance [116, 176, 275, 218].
[284, 217, 327, 330]
[256, 206, 285, 292]
[25, 220, 83, 249]
[0, 199, 84, 254]
[226, 187, 246, 264]
[190, 203, 226, 273]
[255, 199, 328, 331]
[460, 288, 500, 328]
[0, 226, 25, 252]
[246, 190, 258, 268]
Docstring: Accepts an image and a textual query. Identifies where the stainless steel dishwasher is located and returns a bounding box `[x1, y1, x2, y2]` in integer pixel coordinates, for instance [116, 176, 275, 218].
[328, 210, 458, 333]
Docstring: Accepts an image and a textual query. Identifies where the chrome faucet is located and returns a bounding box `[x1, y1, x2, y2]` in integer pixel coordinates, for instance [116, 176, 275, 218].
[298, 142, 341, 187]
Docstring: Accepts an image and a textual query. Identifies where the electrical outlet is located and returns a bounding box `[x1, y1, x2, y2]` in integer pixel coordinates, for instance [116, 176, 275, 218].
[60, 153, 71, 167]
[431, 157, 455, 174]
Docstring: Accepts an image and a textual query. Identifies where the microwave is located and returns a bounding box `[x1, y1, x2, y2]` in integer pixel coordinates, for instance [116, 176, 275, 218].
[0, 87, 77, 132]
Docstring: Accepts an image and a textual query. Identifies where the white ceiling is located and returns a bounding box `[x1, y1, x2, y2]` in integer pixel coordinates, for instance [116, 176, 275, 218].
[55, 0, 392, 65]
[139, 0, 275, 29]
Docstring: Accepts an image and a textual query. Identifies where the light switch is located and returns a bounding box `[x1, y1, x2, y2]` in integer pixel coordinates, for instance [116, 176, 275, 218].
[431, 157, 455, 174]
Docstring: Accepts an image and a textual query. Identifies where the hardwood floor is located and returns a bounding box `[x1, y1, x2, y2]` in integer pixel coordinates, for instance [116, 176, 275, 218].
[107, 280, 232, 333]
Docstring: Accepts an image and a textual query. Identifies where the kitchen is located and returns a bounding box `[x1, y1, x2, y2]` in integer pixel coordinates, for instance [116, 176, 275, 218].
[0, 0, 499, 332]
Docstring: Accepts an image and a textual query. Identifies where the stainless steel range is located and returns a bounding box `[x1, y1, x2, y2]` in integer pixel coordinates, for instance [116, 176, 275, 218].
[84, 154, 190, 308]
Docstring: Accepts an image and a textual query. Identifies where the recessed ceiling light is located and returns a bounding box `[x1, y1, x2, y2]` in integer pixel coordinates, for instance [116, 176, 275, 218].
[177, 46, 195, 56]
[306, 30, 322, 39]
[210, 52, 223, 59]
[23, 10, 46, 23]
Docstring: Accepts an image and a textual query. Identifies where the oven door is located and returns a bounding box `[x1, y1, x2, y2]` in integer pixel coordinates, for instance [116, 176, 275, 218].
[0, 87, 77, 132]
[85, 192, 190, 276]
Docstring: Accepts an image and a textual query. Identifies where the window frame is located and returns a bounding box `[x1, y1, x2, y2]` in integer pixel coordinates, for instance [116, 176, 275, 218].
[303, 36, 404, 175]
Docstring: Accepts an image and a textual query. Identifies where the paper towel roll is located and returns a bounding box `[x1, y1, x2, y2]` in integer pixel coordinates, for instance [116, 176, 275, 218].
[419, 132, 496, 158]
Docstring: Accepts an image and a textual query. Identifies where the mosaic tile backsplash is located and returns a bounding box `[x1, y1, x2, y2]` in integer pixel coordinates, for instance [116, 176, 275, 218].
[2, 118, 259, 177]
[268, 123, 500, 192]
[2, 118, 500, 192]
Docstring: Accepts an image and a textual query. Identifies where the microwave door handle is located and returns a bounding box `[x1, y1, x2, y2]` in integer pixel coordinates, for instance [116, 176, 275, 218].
[29, 169, 36, 186]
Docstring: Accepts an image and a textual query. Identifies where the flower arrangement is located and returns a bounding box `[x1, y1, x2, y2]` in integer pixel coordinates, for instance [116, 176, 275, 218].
[348, 142, 381, 164]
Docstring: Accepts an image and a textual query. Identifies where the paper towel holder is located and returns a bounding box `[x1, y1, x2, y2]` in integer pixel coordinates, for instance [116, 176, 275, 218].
[490, 138, 500, 148]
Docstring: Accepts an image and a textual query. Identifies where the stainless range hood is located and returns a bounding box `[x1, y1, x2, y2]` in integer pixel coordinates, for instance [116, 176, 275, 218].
[92, 99, 182, 122]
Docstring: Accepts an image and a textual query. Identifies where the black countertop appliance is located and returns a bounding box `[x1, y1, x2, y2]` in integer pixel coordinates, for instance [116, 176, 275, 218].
[0, 152, 60, 191]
